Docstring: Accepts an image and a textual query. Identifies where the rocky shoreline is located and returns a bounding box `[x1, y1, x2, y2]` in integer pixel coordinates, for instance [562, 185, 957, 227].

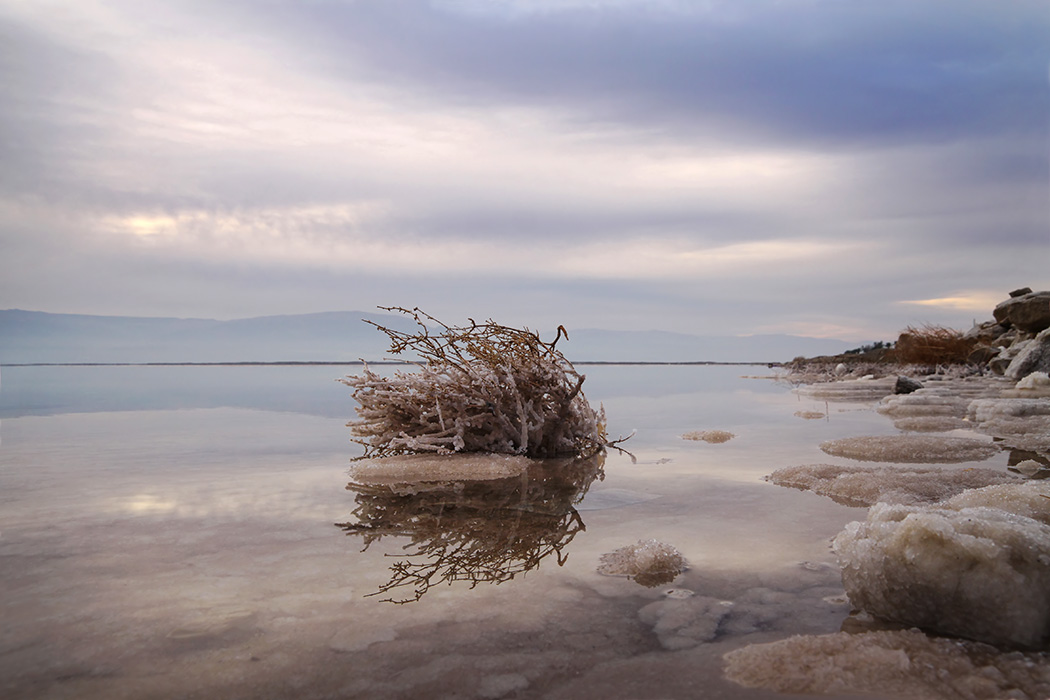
[786, 286, 1050, 385]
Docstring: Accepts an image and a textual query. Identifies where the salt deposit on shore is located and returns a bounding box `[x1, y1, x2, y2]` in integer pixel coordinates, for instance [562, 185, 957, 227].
[819, 434, 998, 464]
[724, 629, 1050, 699]
[752, 359, 1050, 696]
[766, 463, 1020, 507]
[833, 482, 1050, 648]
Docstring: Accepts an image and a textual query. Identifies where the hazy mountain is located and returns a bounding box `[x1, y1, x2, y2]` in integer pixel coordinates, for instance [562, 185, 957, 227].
[0, 310, 854, 364]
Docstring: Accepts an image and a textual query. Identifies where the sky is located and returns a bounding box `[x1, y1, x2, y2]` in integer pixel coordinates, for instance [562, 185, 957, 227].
[1, 0, 1048, 342]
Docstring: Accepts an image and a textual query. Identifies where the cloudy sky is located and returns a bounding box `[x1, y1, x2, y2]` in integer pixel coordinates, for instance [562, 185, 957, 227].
[2, 0, 1047, 341]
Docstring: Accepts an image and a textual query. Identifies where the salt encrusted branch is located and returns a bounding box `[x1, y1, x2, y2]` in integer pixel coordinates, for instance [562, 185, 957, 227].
[340, 308, 611, 459]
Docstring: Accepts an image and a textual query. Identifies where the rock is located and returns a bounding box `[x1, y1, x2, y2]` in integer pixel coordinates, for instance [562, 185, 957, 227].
[1005, 327, 1050, 380]
[963, 320, 1007, 343]
[966, 344, 999, 366]
[993, 290, 1050, 333]
[1009, 286, 1034, 298]
[893, 376, 923, 394]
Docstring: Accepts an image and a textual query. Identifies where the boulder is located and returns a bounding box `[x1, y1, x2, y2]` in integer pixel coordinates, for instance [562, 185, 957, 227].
[1005, 327, 1050, 380]
[993, 290, 1050, 332]
[966, 344, 999, 366]
[962, 320, 1007, 343]
[893, 376, 923, 394]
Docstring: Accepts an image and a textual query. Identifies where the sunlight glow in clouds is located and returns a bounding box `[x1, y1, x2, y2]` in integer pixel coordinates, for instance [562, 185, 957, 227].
[899, 293, 1008, 313]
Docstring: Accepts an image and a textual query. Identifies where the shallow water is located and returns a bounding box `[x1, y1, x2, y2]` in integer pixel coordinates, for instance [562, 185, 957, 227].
[0, 364, 1022, 699]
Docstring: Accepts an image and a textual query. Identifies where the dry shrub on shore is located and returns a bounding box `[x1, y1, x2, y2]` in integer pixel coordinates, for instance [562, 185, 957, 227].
[892, 324, 976, 366]
[340, 307, 608, 459]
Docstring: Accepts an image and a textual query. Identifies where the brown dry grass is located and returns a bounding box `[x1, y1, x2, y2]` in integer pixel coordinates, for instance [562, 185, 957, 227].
[891, 324, 976, 365]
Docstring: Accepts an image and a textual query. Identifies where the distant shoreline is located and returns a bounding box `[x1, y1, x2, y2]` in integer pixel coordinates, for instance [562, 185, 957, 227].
[2, 360, 781, 368]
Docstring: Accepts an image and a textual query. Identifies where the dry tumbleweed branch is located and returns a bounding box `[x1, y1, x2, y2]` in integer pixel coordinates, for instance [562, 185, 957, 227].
[340, 307, 611, 459]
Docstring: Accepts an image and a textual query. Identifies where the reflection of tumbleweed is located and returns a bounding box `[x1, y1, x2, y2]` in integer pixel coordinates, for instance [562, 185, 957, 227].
[340, 307, 617, 459]
[337, 452, 605, 603]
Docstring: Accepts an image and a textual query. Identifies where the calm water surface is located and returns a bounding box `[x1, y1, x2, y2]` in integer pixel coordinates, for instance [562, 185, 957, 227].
[0, 365, 1006, 699]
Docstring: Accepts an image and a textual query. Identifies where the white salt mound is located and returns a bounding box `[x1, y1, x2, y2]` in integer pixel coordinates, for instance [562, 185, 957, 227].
[967, 398, 1050, 451]
[723, 629, 1050, 700]
[819, 435, 997, 464]
[348, 453, 532, 486]
[766, 463, 1019, 507]
[1017, 371, 1050, 390]
[833, 482, 1050, 648]
[597, 539, 685, 587]
[681, 430, 735, 444]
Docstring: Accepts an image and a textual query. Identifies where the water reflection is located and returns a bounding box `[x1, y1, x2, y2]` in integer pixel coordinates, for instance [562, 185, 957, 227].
[337, 452, 605, 602]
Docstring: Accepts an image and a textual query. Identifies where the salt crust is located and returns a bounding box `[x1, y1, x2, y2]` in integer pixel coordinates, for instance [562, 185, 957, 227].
[597, 539, 686, 587]
[967, 398, 1050, 451]
[877, 382, 1010, 432]
[833, 482, 1050, 648]
[681, 430, 735, 444]
[348, 453, 532, 486]
[796, 377, 897, 402]
[1016, 371, 1050, 391]
[820, 435, 998, 464]
[639, 595, 733, 650]
[766, 464, 1019, 507]
[723, 629, 1050, 699]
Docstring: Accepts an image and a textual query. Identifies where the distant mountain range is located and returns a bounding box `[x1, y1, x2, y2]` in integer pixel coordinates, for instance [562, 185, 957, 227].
[0, 309, 856, 364]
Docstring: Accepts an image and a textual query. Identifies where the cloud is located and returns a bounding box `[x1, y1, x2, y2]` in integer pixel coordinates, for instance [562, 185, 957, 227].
[0, 0, 1047, 341]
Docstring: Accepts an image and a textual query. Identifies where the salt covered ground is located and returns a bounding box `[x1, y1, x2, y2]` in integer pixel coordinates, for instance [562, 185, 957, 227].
[735, 370, 1050, 698]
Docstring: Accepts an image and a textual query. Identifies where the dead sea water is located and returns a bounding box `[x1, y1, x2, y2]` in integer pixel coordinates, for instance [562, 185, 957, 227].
[0, 364, 1036, 699]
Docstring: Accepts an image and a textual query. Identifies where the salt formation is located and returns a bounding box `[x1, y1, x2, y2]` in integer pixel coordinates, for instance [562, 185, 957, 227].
[795, 376, 897, 402]
[820, 435, 998, 464]
[341, 308, 607, 458]
[349, 453, 532, 488]
[1016, 371, 1050, 391]
[832, 481, 1050, 648]
[877, 377, 1019, 431]
[723, 629, 1050, 699]
[638, 595, 733, 650]
[681, 430, 735, 444]
[766, 463, 1019, 507]
[597, 539, 686, 587]
[967, 397, 1050, 452]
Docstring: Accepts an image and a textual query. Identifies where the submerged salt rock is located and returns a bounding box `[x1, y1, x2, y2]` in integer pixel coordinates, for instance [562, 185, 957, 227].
[348, 453, 532, 486]
[681, 430, 735, 444]
[820, 435, 998, 464]
[597, 539, 686, 587]
[723, 629, 1050, 700]
[638, 595, 732, 650]
[766, 463, 1019, 507]
[833, 482, 1050, 648]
